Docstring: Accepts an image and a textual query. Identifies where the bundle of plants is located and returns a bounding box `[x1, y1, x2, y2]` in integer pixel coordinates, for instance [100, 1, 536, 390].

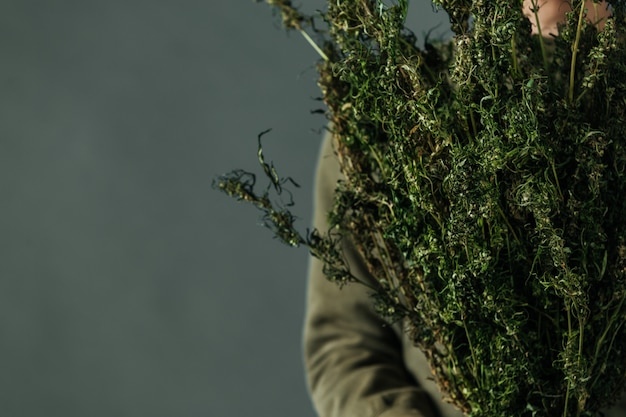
[216, 0, 626, 415]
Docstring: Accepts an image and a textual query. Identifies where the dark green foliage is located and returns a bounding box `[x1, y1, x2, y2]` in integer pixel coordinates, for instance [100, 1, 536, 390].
[215, 1, 626, 415]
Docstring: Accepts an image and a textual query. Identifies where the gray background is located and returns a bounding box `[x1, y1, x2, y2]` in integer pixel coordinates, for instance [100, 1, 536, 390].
[0, 1, 449, 416]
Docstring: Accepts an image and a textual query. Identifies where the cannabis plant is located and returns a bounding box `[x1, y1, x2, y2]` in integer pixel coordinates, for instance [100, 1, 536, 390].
[216, 0, 626, 416]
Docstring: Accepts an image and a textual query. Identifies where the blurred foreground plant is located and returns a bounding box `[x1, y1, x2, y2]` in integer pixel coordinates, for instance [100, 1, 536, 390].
[215, 1, 626, 415]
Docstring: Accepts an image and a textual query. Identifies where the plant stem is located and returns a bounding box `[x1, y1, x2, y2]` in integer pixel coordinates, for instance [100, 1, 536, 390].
[563, 300, 573, 417]
[511, 34, 520, 78]
[299, 29, 329, 61]
[569, 0, 587, 103]
[531, 0, 549, 72]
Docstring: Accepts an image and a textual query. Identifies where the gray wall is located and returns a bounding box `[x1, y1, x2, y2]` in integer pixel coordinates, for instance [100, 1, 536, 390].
[0, 1, 449, 416]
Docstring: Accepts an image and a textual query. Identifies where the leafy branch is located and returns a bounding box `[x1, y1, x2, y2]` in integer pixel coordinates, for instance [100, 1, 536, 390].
[217, 1, 626, 415]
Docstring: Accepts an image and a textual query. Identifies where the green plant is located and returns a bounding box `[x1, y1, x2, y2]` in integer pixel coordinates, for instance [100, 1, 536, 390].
[215, 1, 626, 415]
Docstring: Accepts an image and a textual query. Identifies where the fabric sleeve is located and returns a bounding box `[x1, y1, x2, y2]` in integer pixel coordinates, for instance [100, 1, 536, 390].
[303, 130, 440, 417]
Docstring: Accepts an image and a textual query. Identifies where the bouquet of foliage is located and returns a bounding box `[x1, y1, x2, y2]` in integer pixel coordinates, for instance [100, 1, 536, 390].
[216, 0, 626, 415]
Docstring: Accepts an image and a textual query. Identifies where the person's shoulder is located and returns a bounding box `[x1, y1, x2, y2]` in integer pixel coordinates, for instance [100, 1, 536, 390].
[315, 128, 343, 189]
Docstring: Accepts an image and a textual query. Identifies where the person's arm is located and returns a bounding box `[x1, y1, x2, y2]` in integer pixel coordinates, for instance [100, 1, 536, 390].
[303, 131, 440, 417]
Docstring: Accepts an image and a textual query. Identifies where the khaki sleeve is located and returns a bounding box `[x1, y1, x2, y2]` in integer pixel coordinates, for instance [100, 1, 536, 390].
[303, 131, 440, 417]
